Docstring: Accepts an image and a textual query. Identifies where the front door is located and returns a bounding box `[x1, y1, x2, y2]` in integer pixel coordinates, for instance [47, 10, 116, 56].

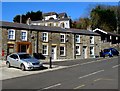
[51, 46, 57, 60]
[16, 42, 32, 54]
[83, 46, 87, 59]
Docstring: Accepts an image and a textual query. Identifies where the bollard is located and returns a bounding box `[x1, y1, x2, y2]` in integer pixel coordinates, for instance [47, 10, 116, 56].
[49, 57, 52, 68]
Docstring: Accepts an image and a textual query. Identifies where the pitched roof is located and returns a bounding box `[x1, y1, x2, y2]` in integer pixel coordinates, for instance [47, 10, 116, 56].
[93, 28, 120, 37]
[58, 12, 67, 18]
[66, 28, 100, 36]
[43, 12, 58, 16]
[0, 21, 100, 36]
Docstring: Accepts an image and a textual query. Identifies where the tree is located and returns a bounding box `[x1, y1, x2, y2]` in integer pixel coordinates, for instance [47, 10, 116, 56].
[71, 18, 90, 29]
[90, 5, 117, 32]
[13, 10, 43, 23]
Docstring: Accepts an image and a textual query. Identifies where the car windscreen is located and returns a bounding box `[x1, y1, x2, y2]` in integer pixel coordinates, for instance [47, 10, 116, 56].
[104, 49, 110, 52]
[19, 54, 32, 59]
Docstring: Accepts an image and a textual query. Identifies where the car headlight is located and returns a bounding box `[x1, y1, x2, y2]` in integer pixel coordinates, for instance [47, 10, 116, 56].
[27, 62, 32, 65]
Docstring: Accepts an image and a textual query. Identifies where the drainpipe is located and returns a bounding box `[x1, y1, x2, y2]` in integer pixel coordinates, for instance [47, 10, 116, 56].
[36, 31, 39, 53]
[73, 34, 76, 59]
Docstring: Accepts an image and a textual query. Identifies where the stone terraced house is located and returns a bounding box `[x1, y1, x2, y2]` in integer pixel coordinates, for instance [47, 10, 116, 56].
[0, 21, 100, 61]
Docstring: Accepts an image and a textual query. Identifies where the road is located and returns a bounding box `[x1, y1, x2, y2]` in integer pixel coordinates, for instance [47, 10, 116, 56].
[2, 56, 120, 90]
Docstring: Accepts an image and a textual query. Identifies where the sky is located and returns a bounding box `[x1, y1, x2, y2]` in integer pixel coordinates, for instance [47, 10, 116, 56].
[1, 2, 119, 22]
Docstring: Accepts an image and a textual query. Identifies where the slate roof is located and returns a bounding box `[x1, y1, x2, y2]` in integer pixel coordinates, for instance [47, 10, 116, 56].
[0, 21, 100, 36]
[43, 12, 58, 16]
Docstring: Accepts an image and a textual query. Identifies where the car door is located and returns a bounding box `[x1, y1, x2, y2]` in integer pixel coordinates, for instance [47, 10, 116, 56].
[9, 54, 17, 67]
[9, 54, 19, 67]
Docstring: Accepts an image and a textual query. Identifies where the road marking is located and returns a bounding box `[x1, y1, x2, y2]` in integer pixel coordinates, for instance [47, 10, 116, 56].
[43, 83, 61, 89]
[112, 64, 120, 68]
[74, 84, 85, 89]
[94, 78, 102, 82]
[79, 70, 104, 79]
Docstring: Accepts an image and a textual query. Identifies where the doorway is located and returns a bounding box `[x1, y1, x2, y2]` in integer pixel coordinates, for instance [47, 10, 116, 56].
[16, 42, 32, 54]
[83, 46, 87, 59]
[51, 46, 57, 60]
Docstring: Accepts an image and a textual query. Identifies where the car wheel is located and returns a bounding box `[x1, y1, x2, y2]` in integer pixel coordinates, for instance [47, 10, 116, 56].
[21, 64, 25, 71]
[6, 62, 10, 68]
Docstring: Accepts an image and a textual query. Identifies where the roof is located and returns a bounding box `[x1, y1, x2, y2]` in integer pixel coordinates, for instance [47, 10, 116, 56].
[93, 28, 120, 37]
[58, 12, 67, 18]
[66, 28, 100, 36]
[43, 12, 58, 16]
[0, 21, 100, 36]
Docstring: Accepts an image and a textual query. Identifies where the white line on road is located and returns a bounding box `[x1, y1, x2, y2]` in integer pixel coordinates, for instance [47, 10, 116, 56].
[43, 83, 61, 89]
[74, 84, 85, 89]
[79, 70, 104, 79]
[112, 64, 120, 68]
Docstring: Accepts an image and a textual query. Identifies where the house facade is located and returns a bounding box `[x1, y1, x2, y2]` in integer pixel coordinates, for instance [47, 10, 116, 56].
[0, 21, 100, 61]
[93, 28, 120, 51]
[31, 12, 71, 29]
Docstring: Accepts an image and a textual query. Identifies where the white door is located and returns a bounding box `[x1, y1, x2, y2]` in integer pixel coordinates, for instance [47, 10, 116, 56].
[51, 46, 57, 60]
[83, 46, 87, 59]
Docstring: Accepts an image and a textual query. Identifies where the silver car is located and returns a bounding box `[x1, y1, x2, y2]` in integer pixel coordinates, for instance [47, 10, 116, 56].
[6, 53, 43, 71]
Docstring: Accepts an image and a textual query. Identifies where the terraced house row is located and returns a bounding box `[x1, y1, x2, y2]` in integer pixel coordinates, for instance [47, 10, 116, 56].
[0, 12, 120, 61]
[0, 21, 101, 61]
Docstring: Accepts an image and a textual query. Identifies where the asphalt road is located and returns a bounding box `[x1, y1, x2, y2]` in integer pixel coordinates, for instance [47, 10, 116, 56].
[2, 56, 120, 90]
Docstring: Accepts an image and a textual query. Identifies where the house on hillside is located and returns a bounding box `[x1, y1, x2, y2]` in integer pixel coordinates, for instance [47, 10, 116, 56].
[31, 12, 71, 29]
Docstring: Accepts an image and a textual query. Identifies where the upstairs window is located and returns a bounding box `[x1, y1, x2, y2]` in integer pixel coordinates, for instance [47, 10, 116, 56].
[42, 32, 48, 42]
[8, 29, 15, 40]
[21, 31, 27, 41]
[90, 36, 94, 44]
[75, 34, 80, 43]
[60, 34, 65, 43]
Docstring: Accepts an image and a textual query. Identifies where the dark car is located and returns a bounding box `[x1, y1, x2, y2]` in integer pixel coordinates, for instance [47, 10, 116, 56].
[109, 48, 119, 56]
[100, 48, 119, 57]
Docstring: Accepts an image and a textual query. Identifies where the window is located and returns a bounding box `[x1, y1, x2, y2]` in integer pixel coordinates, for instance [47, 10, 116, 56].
[42, 32, 48, 42]
[76, 45, 80, 55]
[8, 29, 15, 40]
[42, 45, 48, 55]
[60, 34, 65, 43]
[90, 36, 94, 44]
[10, 54, 18, 59]
[21, 31, 27, 41]
[75, 34, 80, 43]
[90, 47, 94, 56]
[60, 46, 65, 56]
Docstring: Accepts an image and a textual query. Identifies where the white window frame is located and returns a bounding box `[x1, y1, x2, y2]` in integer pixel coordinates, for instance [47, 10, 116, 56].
[21, 30, 27, 41]
[90, 36, 94, 44]
[76, 45, 81, 55]
[42, 32, 48, 42]
[8, 29, 15, 40]
[60, 34, 65, 43]
[42, 44, 48, 55]
[90, 46, 94, 56]
[60, 46, 66, 56]
[75, 34, 80, 43]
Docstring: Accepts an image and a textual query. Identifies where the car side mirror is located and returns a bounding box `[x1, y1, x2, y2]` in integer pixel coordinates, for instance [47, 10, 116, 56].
[16, 59, 19, 61]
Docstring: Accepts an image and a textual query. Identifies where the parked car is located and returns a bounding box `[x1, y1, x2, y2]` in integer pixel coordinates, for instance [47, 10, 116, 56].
[101, 48, 119, 57]
[109, 48, 119, 56]
[6, 53, 43, 71]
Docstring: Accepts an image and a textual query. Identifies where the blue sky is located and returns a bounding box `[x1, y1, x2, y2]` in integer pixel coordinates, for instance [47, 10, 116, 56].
[2, 2, 118, 22]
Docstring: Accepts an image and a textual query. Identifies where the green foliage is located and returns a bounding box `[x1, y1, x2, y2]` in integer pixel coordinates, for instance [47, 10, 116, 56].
[13, 10, 43, 23]
[71, 18, 90, 29]
[90, 5, 117, 32]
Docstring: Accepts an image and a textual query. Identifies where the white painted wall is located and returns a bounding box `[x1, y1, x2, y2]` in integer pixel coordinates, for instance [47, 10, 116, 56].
[44, 15, 57, 20]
